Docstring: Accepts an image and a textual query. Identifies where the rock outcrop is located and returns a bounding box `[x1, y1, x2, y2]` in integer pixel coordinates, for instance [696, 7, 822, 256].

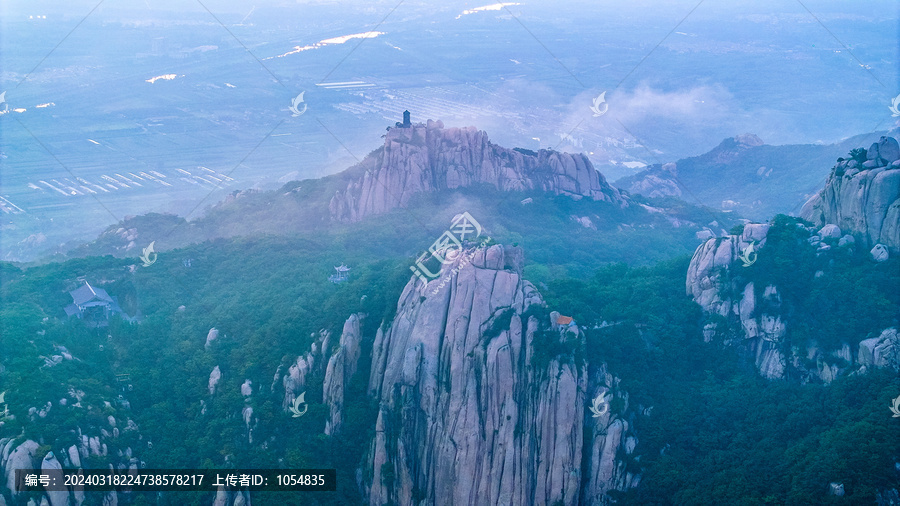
[323, 314, 363, 435]
[212, 488, 252, 506]
[330, 121, 626, 222]
[205, 328, 219, 349]
[271, 329, 332, 411]
[363, 244, 638, 505]
[858, 327, 900, 372]
[801, 136, 900, 253]
[268, 314, 364, 436]
[208, 365, 222, 395]
[685, 224, 788, 378]
[687, 218, 899, 381]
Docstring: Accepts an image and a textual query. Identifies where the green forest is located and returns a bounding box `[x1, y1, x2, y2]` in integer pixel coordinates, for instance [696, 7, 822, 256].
[1, 208, 899, 504]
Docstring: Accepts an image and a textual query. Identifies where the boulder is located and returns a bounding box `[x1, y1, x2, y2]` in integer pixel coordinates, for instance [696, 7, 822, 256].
[868, 142, 880, 160]
[829, 482, 845, 496]
[205, 328, 219, 349]
[818, 224, 841, 239]
[878, 136, 900, 164]
[871, 244, 889, 262]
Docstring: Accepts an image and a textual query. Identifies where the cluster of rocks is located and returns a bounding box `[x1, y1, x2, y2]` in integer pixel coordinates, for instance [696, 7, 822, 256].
[804, 222, 888, 261]
[107, 226, 139, 253]
[686, 224, 788, 378]
[859, 136, 900, 169]
[1, 412, 143, 506]
[801, 135, 900, 254]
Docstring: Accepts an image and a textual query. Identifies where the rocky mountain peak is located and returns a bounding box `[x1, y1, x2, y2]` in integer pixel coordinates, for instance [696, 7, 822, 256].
[329, 119, 627, 222]
[733, 133, 765, 148]
[364, 244, 639, 505]
[706, 133, 765, 164]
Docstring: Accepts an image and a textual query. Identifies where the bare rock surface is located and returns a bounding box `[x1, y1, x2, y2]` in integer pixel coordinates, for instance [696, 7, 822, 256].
[330, 121, 626, 222]
[801, 136, 900, 253]
[363, 244, 637, 505]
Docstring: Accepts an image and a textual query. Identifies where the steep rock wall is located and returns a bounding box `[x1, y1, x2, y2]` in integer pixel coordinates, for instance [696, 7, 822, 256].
[363, 244, 637, 505]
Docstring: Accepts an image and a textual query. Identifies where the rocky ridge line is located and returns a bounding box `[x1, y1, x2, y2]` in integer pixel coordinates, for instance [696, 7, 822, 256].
[329, 120, 627, 223]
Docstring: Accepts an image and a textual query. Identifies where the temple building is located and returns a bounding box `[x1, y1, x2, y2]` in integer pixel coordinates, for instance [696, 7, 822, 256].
[329, 264, 351, 283]
[64, 281, 124, 327]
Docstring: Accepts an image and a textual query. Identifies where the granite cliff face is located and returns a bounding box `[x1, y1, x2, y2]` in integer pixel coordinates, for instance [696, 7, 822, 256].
[330, 120, 627, 223]
[362, 244, 638, 505]
[323, 314, 363, 436]
[801, 135, 900, 254]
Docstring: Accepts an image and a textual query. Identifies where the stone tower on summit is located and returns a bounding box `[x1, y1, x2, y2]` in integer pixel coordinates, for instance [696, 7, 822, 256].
[395, 110, 411, 128]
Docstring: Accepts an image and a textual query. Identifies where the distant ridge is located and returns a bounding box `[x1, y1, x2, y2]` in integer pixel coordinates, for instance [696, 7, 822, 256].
[614, 132, 887, 220]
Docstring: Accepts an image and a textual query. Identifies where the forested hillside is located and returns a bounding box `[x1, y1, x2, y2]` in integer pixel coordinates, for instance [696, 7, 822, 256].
[2, 211, 898, 504]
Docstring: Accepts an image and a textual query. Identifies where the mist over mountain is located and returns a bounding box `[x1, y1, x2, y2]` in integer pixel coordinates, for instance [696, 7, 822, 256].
[62, 120, 734, 272]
